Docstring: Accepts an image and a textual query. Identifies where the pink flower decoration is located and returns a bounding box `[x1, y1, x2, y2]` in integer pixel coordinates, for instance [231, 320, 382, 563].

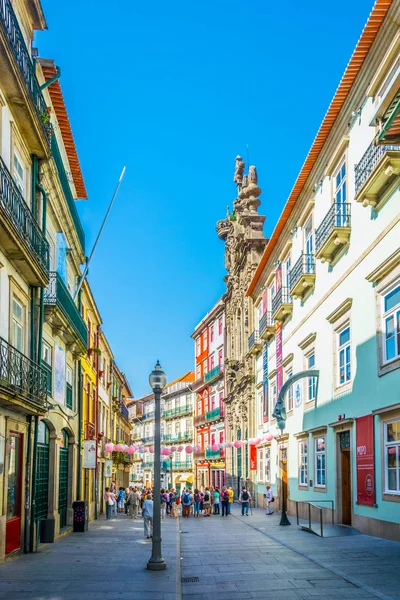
[211, 444, 219, 452]
[265, 433, 274, 441]
[234, 441, 241, 448]
[127, 445, 135, 455]
[114, 444, 123, 452]
[185, 445, 193, 453]
[104, 442, 114, 453]
[177, 446, 184, 452]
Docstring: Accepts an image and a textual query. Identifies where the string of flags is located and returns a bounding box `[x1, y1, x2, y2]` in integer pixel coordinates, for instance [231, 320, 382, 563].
[104, 432, 275, 456]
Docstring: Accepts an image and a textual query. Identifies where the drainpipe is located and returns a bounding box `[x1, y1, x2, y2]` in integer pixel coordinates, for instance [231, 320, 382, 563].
[24, 415, 33, 553]
[40, 66, 61, 90]
[31, 155, 38, 218]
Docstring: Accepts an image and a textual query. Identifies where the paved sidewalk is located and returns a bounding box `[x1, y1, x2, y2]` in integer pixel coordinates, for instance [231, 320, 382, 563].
[0, 513, 180, 600]
[180, 505, 400, 600]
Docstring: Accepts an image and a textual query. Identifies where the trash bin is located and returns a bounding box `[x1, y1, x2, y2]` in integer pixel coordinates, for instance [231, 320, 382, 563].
[72, 500, 88, 532]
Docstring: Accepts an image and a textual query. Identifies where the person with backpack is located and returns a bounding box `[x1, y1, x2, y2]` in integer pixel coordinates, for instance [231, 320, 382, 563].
[181, 489, 192, 518]
[117, 487, 125, 513]
[239, 487, 251, 516]
[203, 487, 211, 517]
[213, 487, 220, 514]
[221, 487, 230, 517]
[193, 489, 201, 517]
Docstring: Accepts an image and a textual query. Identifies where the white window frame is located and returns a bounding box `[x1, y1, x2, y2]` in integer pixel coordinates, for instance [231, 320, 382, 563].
[265, 447, 271, 483]
[384, 419, 400, 494]
[382, 283, 400, 365]
[66, 366, 73, 385]
[314, 436, 326, 489]
[13, 149, 26, 198]
[42, 341, 52, 366]
[12, 296, 24, 353]
[307, 353, 316, 401]
[258, 448, 264, 483]
[337, 325, 351, 387]
[299, 440, 308, 487]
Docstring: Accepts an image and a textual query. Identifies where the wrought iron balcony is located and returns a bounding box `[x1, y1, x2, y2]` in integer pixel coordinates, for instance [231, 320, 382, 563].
[163, 404, 192, 419]
[141, 435, 154, 444]
[248, 330, 262, 354]
[162, 431, 193, 443]
[0, 336, 47, 412]
[44, 272, 88, 352]
[194, 450, 205, 460]
[0, 0, 52, 151]
[272, 287, 293, 322]
[51, 136, 85, 252]
[315, 203, 351, 264]
[354, 141, 400, 210]
[205, 449, 224, 459]
[206, 407, 221, 422]
[194, 414, 206, 427]
[162, 460, 193, 470]
[204, 364, 223, 384]
[142, 411, 155, 421]
[289, 253, 316, 299]
[121, 402, 129, 420]
[0, 156, 49, 284]
[259, 311, 275, 341]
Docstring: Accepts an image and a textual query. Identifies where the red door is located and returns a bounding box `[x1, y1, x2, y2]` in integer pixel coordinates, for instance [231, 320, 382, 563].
[6, 432, 23, 554]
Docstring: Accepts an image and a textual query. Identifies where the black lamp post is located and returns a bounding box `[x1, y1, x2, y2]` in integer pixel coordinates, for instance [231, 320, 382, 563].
[147, 361, 167, 571]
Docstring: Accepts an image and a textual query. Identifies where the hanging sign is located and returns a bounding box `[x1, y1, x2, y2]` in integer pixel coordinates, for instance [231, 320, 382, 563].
[83, 440, 97, 469]
[250, 444, 257, 470]
[104, 459, 113, 478]
[355, 415, 375, 506]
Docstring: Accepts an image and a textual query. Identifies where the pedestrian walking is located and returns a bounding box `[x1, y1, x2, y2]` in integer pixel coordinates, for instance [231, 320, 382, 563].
[193, 489, 201, 517]
[181, 489, 192, 518]
[160, 488, 168, 519]
[213, 488, 220, 514]
[142, 494, 153, 539]
[265, 485, 274, 515]
[239, 486, 251, 516]
[117, 487, 125, 513]
[203, 487, 211, 516]
[221, 487, 230, 517]
[228, 486, 234, 514]
[111, 490, 118, 518]
[104, 487, 114, 520]
[170, 489, 178, 519]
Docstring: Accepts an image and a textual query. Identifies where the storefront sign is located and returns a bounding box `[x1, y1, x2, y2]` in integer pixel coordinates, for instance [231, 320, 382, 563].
[83, 440, 97, 469]
[355, 415, 375, 506]
[250, 444, 257, 470]
[104, 459, 113, 478]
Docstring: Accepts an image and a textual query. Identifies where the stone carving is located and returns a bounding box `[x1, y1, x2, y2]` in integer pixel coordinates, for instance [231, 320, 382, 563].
[248, 165, 258, 185]
[234, 155, 245, 185]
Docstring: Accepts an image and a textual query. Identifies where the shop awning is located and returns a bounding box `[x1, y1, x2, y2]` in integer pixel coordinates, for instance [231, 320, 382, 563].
[178, 473, 194, 483]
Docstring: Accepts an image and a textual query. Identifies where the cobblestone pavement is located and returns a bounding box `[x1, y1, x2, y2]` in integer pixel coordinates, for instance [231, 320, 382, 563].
[0, 506, 399, 600]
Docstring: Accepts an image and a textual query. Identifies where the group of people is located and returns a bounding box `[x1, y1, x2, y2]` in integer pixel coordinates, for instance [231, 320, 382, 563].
[103, 483, 145, 521]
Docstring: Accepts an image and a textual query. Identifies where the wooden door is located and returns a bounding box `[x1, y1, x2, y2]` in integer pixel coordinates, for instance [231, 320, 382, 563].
[6, 433, 23, 554]
[341, 449, 351, 525]
[279, 447, 288, 508]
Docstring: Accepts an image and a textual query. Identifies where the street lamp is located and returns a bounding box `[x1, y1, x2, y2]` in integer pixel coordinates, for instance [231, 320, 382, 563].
[147, 360, 167, 571]
[272, 369, 319, 527]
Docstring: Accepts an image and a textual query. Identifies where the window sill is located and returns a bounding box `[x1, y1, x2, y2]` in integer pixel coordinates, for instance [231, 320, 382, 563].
[379, 357, 400, 377]
[334, 381, 352, 396]
[304, 400, 316, 411]
[382, 492, 400, 503]
[286, 410, 294, 418]
[313, 486, 327, 493]
[298, 484, 309, 491]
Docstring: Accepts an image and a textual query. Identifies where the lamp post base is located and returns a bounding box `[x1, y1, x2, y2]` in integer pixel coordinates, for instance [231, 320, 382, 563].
[279, 510, 291, 526]
[147, 557, 167, 571]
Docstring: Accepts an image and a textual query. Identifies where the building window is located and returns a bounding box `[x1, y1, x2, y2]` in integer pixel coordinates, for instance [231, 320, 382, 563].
[383, 285, 400, 363]
[218, 317, 223, 335]
[196, 337, 200, 356]
[265, 447, 271, 483]
[66, 366, 73, 409]
[283, 255, 291, 289]
[196, 364, 201, 379]
[304, 216, 314, 271]
[203, 332, 208, 349]
[258, 449, 264, 482]
[13, 150, 25, 197]
[210, 395, 216, 410]
[210, 324, 214, 343]
[210, 354, 215, 370]
[42, 341, 52, 395]
[315, 437, 326, 488]
[308, 353, 316, 401]
[338, 326, 351, 385]
[218, 348, 223, 367]
[203, 359, 208, 375]
[385, 419, 400, 493]
[334, 160, 348, 227]
[299, 440, 308, 486]
[270, 381, 277, 416]
[12, 297, 24, 352]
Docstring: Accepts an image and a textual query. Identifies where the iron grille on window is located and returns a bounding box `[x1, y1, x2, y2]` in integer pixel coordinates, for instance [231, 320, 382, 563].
[289, 253, 315, 290]
[0, 336, 47, 406]
[248, 330, 261, 351]
[354, 141, 400, 194]
[259, 311, 274, 336]
[272, 287, 292, 315]
[315, 203, 351, 253]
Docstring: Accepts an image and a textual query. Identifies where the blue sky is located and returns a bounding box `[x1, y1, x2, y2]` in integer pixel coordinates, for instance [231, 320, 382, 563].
[37, 0, 373, 396]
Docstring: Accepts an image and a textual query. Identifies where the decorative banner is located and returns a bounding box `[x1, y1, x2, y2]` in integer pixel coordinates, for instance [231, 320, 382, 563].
[275, 263, 282, 293]
[83, 439, 97, 469]
[355, 415, 375, 506]
[263, 342, 269, 422]
[276, 322, 283, 394]
[250, 444, 257, 470]
[104, 459, 113, 478]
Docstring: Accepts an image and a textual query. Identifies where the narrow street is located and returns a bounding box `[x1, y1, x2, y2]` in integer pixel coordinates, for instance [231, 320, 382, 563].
[0, 506, 399, 600]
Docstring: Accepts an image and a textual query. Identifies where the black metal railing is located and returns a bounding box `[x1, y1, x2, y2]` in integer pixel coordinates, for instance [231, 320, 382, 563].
[315, 203, 351, 253]
[248, 330, 261, 351]
[259, 311, 274, 337]
[355, 141, 400, 194]
[290, 253, 315, 290]
[0, 0, 51, 141]
[0, 336, 47, 407]
[44, 272, 88, 349]
[272, 286, 292, 315]
[0, 156, 49, 272]
[121, 402, 129, 420]
[295, 500, 334, 537]
[51, 136, 85, 252]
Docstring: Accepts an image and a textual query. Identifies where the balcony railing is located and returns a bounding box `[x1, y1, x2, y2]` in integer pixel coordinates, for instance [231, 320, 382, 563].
[142, 411, 155, 421]
[315, 203, 351, 263]
[162, 460, 193, 470]
[0, 155, 49, 274]
[204, 364, 222, 384]
[44, 272, 88, 350]
[355, 142, 400, 195]
[0, 0, 51, 142]
[141, 436, 154, 444]
[206, 407, 222, 421]
[194, 414, 206, 427]
[289, 253, 316, 298]
[51, 136, 85, 252]
[248, 330, 262, 353]
[163, 404, 192, 418]
[272, 287, 293, 321]
[0, 336, 47, 410]
[205, 449, 224, 459]
[259, 311, 275, 340]
[162, 431, 193, 443]
[121, 402, 129, 420]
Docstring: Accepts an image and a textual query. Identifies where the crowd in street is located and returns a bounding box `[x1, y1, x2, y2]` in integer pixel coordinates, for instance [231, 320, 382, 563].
[103, 482, 275, 538]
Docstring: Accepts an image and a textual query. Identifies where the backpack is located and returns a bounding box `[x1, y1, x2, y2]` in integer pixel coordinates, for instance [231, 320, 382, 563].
[183, 493, 190, 504]
[176, 495, 181, 505]
[223, 491, 229, 501]
[242, 491, 249, 501]
[204, 492, 210, 502]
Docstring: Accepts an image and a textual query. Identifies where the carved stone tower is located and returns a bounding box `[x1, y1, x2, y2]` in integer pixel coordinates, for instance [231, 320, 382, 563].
[216, 156, 267, 497]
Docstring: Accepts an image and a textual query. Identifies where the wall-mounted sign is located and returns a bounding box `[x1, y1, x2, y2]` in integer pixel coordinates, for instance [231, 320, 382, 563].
[294, 382, 302, 408]
[355, 415, 375, 506]
[104, 459, 113, 478]
[250, 444, 257, 470]
[83, 440, 96, 469]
